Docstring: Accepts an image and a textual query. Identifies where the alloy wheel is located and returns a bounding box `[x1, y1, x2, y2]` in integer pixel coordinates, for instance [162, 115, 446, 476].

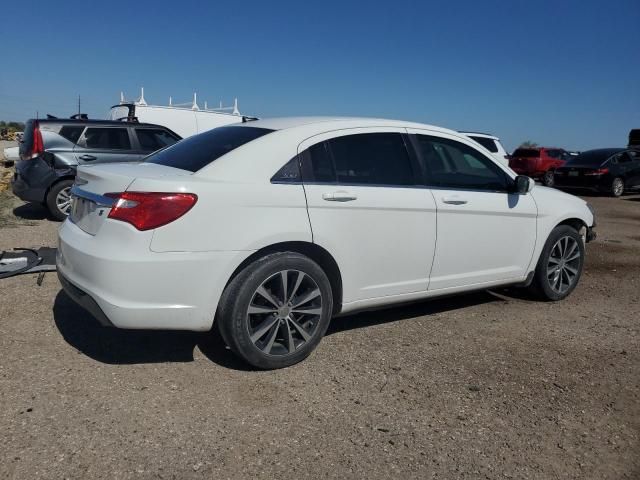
[56, 187, 72, 216]
[543, 170, 554, 187]
[547, 236, 581, 294]
[612, 178, 624, 197]
[246, 270, 323, 356]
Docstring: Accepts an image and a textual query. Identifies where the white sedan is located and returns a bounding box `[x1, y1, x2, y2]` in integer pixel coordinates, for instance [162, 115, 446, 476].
[57, 117, 596, 369]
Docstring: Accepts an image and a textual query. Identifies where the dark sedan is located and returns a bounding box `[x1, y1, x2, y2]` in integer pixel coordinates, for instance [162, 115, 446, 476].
[554, 148, 640, 197]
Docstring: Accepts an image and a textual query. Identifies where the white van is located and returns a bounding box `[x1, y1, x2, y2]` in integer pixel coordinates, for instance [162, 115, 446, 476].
[109, 91, 247, 138]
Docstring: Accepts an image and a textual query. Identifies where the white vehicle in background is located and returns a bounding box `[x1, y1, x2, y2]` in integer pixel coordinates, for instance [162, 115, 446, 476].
[460, 131, 510, 167]
[108, 88, 248, 138]
[58, 117, 596, 370]
[3, 146, 20, 164]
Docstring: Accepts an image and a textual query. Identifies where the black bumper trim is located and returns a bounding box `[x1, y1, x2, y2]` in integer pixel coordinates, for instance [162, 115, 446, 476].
[57, 270, 114, 327]
[586, 227, 597, 243]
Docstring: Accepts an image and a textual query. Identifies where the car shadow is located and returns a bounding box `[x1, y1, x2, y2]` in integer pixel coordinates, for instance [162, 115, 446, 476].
[13, 202, 52, 220]
[53, 290, 254, 370]
[53, 288, 523, 370]
[327, 290, 508, 335]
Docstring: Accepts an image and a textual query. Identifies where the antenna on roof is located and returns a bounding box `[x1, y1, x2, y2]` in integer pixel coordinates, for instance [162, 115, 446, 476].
[138, 87, 147, 106]
[232, 98, 240, 115]
[192, 92, 199, 110]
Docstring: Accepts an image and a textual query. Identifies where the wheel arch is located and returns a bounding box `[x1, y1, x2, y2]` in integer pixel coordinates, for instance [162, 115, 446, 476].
[224, 241, 343, 314]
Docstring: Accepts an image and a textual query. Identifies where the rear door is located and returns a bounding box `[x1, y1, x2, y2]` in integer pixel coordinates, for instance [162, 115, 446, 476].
[299, 128, 437, 302]
[620, 151, 640, 187]
[73, 126, 136, 164]
[408, 130, 537, 290]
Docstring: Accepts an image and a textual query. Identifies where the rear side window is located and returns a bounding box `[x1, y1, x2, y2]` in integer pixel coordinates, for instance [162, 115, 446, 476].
[469, 136, 498, 153]
[135, 128, 180, 152]
[84, 128, 131, 150]
[59, 126, 84, 144]
[147, 126, 273, 172]
[414, 135, 509, 191]
[512, 148, 540, 158]
[546, 149, 563, 158]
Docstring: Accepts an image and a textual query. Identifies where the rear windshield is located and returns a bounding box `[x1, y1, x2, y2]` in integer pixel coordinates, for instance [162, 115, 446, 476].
[146, 126, 274, 172]
[512, 148, 540, 158]
[566, 150, 620, 167]
[469, 136, 498, 153]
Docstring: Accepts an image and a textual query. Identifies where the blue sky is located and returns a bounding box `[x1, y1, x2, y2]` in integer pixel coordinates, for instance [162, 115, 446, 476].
[1, 0, 638, 151]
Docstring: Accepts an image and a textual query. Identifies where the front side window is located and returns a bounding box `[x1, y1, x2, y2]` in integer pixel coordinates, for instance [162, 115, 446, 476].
[83, 128, 131, 150]
[414, 135, 509, 191]
[136, 128, 180, 152]
[546, 149, 563, 159]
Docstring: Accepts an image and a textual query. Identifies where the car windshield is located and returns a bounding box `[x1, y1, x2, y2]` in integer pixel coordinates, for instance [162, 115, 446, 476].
[565, 150, 622, 167]
[146, 126, 274, 172]
[512, 148, 539, 157]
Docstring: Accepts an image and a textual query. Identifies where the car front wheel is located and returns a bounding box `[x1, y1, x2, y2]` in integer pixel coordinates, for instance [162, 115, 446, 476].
[528, 225, 585, 301]
[216, 252, 333, 369]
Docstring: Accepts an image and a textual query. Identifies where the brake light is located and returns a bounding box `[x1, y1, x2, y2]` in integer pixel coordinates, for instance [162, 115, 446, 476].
[30, 122, 44, 159]
[105, 192, 197, 230]
[584, 168, 609, 176]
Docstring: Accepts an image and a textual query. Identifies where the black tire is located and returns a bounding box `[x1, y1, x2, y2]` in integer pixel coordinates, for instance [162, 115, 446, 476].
[542, 170, 555, 187]
[46, 179, 74, 221]
[527, 225, 585, 301]
[216, 252, 333, 369]
[610, 177, 624, 197]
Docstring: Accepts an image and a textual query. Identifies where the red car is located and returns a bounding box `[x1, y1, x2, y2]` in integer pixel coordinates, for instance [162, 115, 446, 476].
[509, 147, 568, 187]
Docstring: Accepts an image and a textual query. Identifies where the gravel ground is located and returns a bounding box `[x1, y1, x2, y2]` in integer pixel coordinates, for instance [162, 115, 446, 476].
[0, 187, 638, 479]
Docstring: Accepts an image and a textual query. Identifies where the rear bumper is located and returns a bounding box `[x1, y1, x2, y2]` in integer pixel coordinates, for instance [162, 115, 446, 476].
[11, 157, 58, 203]
[56, 219, 248, 331]
[58, 270, 114, 327]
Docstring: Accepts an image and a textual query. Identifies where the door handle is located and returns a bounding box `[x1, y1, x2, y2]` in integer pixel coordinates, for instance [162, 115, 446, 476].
[442, 196, 468, 205]
[322, 191, 357, 202]
[79, 154, 97, 161]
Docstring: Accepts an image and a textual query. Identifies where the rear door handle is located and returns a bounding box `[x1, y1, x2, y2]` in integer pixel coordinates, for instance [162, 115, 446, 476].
[322, 191, 357, 202]
[442, 196, 468, 205]
[79, 155, 97, 161]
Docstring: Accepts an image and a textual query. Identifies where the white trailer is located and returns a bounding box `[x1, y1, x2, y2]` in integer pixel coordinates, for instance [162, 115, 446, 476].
[109, 88, 249, 138]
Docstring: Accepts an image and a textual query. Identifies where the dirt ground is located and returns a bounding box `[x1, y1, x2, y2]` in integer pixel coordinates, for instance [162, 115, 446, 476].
[0, 176, 638, 479]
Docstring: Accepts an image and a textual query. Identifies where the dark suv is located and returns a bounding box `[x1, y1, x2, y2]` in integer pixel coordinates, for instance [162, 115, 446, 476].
[12, 118, 181, 219]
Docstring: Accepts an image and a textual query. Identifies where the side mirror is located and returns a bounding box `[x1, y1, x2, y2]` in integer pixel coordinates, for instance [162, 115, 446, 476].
[514, 175, 534, 194]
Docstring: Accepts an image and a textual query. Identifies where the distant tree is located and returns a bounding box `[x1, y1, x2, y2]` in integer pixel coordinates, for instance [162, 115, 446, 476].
[519, 141, 538, 148]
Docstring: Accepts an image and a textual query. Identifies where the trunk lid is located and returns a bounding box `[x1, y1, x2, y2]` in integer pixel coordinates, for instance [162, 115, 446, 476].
[70, 162, 191, 235]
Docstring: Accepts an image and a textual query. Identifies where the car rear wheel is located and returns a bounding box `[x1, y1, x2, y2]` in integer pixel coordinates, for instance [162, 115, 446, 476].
[542, 170, 555, 187]
[528, 225, 584, 301]
[46, 179, 74, 221]
[610, 177, 624, 197]
[216, 252, 333, 369]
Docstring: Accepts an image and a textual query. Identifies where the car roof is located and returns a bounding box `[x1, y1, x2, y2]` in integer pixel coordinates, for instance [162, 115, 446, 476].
[237, 116, 456, 135]
[579, 148, 626, 156]
[29, 118, 169, 128]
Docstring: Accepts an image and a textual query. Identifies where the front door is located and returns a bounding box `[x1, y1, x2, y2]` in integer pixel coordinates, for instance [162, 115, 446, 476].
[408, 130, 538, 291]
[299, 128, 438, 303]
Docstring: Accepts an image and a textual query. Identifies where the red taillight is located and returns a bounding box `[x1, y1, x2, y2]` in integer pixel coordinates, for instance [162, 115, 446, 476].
[30, 122, 44, 159]
[584, 168, 609, 176]
[105, 192, 198, 231]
